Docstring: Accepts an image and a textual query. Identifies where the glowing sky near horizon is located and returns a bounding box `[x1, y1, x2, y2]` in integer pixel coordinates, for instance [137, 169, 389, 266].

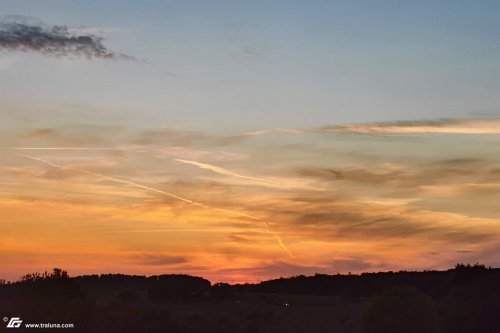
[1, 0, 500, 282]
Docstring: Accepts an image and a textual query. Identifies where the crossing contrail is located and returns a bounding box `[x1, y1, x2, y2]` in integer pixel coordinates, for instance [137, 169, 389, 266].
[16, 153, 203, 206]
[212, 207, 294, 257]
[12, 148, 276, 184]
[16, 153, 293, 257]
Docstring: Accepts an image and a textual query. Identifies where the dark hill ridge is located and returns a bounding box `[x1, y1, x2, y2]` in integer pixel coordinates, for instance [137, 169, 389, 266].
[0, 264, 499, 333]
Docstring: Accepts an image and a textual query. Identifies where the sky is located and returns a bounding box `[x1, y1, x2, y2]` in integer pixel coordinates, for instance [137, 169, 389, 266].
[0, 0, 500, 282]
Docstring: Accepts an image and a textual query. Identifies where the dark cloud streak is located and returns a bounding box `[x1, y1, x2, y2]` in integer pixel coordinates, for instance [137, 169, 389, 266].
[0, 16, 133, 60]
[134, 253, 187, 266]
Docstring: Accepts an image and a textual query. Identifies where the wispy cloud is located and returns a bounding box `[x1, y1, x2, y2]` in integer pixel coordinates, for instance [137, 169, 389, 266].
[238, 119, 500, 137]
[317, 119, 500, 135]
[0, 16, 133, 60]
[240, 128, 305, 136]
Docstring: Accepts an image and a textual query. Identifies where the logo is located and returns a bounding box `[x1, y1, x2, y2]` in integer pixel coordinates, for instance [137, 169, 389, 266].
[6, 317, 23, 328]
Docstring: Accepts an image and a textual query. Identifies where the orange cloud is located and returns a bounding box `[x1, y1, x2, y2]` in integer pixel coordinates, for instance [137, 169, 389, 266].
[1, 121, 499, 282]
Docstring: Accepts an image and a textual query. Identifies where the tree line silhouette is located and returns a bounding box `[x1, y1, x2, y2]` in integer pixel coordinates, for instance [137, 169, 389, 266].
[0, 264, 498, 332]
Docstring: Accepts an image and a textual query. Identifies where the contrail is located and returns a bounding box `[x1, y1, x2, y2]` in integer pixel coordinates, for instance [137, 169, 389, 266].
[175, 159, 276, 184]
[17, 153, 59, 168]
[264, 221, 294, 257]
[17, 153, 293, 257]
[12, 147, 124, 150]
[16, 153, 202, 206]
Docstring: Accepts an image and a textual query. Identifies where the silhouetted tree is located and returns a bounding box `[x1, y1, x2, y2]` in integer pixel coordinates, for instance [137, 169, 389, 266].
[1, 268, 95, 332]
[211, 282, 238, 302]
[148, 274, 210, 302]
[454, 263, 488, 271]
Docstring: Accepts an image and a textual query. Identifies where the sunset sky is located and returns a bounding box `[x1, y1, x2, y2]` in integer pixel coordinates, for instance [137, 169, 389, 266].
[1, 0, 500, 283]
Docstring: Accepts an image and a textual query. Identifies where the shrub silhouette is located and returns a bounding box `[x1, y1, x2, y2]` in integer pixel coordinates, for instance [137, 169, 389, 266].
[362, 286, 439, 333]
